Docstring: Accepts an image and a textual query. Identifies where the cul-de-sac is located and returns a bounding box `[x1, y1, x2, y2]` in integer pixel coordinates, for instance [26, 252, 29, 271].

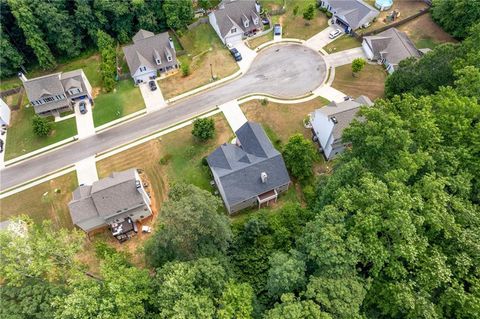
[1, 0, 479, 318]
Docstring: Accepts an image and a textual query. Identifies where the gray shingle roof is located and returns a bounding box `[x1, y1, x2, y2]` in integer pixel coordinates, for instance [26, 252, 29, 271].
[68, 168, 149, 232]
[123, 30, 177, 74]
[213, 0, 261, 38]
[328, 0, 379, 30]
[23, 73, 64, 101]
[364, 28, 421, 68]
[207, 122, 290, 208]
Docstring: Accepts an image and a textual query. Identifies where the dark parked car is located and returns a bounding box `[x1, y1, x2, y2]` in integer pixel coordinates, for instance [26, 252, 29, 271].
[0, 139, 4, 153]
[262, 17, 269, 25]
[230, 48, 242, 61]
[274, 24, 282, 36]
[149, 80, 157, 91]
[78, 101, 87, 114]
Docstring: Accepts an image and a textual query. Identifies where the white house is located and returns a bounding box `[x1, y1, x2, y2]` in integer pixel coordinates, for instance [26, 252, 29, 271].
[311, 96, 373, 160]
[0, 98, 11, 126]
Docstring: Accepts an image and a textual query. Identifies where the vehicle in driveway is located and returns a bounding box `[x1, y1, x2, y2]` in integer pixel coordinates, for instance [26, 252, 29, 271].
[262, 17, 269, 25]
[274, 24, 282, 36]
[329, 29, 342, 39]
[0, 139, 4, 153]
[78, 101, 87, 114]
[149, 80, 157, 91]
[230, 48, 242, 61]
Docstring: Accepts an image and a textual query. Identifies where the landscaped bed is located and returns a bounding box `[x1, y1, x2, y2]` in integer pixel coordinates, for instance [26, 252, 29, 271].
[158, 24, 239, 99]
[4, 100, 78, 160]
[323, 35, 361, 53]
[93, 80, 145, 127]
[0, 171, 77, 229]
[332, 63, 387, 100]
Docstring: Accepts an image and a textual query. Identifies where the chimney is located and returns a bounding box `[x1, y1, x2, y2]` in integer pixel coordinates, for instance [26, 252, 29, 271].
[18, 72, 27, 82]
[168, 37, 175, 50]
[261, 172, 268, 183]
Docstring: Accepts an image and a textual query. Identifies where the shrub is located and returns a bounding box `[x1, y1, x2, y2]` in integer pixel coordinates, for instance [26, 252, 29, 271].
[261, 98, 269, 106]
[293, 6, 299, 16]
[181, 63, 190, 77]
[201, 156, 209, 166]
[32, 115, 51, 137]
[192, 118, 215, 141]
[351, 58, 366, 76]
[159, 154, 172, 165]
[303, 4, 315, 21]
[283, 134, 317, 181]
[326, 11, 332, 18]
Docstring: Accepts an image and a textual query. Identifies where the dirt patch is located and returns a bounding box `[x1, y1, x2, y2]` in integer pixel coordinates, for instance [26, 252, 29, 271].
[398, 13, 457, 48]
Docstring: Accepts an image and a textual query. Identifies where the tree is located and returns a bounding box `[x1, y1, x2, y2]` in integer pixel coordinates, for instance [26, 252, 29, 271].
[293, 6, 299, 16]
[163, 0, 194, 30]
[264, 294, 332, 319]
[267, 251, 306, 299]
[96, 29, 117, 92]
[454, 66, 480, 100]
[351, 58, 366, 76]
[181, 62, 190, 76]
[0, 217, 84, 286]
[0, 30, 24, 78]
[144, 183, 232, 267]
[303, 5, 315, 21]
[7, 0, 56, 69]
[192, 117, 215, 140]
[282, 134, 317, 181]
[218, 281, 255, 319]
[431, 0, 480, 39]
[32, 115, 51, 137]
[54, 254, 151, 319]
[198, 0, 213, 10]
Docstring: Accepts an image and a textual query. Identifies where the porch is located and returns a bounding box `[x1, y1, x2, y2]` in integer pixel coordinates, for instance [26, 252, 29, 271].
[257, 189, 278, 208]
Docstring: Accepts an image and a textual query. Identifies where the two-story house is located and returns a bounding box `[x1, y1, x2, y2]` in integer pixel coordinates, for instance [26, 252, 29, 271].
[20, 69, 93, 117]
[123, 29, 178, 84]
[68, 168, 152, 240]
[311, 96, 373, 160]
[209, 0, 262, 45]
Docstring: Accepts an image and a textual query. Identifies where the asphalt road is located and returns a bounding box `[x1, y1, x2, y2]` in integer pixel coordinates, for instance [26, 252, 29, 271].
[0, 44, 326, 191]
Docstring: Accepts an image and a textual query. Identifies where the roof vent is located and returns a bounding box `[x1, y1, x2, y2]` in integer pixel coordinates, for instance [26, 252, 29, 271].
[261, 172, 268, 183]
[331, 116, 338, 124]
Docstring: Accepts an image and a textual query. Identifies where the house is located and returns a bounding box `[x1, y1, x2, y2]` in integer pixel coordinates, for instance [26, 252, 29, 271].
[319, 0, 379, 32]
[207, 122, 291, 214]
[123, 29, 178, 84]
[19, 69, 93, 117]
[311, 96, 373, 160]
[68, 169, 152, 240]
[0, 98, 11, 126]
[209, 0, 262, 44]
[362, 27, 422, 74]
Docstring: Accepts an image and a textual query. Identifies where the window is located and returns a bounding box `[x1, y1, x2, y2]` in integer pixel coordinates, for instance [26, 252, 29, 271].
[167, 55, 172, 62]
[231, 28, 237, 33]
[43, 97, 54, 102]
[156, 59, 161, 65]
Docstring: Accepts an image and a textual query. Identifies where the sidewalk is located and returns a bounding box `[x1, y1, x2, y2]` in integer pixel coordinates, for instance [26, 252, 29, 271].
[218, 100, 247, 132]
[324, 47, 365, 67]
[313, 85, 346, 102]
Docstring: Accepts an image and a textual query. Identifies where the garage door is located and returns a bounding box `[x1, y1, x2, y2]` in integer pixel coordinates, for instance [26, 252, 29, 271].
[225, 33, 243, 45]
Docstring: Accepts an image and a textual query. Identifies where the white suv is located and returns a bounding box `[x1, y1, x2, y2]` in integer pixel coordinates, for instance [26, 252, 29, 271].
[329, 29, 342, 39]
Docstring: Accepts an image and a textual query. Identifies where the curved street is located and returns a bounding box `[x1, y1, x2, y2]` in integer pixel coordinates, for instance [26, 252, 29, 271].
[1, 44, 327, 191]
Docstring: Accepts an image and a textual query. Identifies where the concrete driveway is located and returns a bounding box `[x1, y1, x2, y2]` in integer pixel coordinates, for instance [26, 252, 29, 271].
[74, 99, 95, 139]
[219, 100, 247, 132]
[305, 25, 342, 51]
[1, 44, 327, 191]
[75, 156, 98, 185]
[324, 47, 365, 67]
[234, 41, 257, 73]
[139, 81, 166, 113]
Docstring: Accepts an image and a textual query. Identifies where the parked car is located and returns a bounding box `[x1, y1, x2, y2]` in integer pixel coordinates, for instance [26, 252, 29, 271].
[262, 17, 269, 25]
[149, 80, 157, 91]
[274, 24, 282, 36]
[0, 139, 3, 153]
[329, 29, 342, 39]
[230, 48, 242, 61]
[78, 101, 87, 114]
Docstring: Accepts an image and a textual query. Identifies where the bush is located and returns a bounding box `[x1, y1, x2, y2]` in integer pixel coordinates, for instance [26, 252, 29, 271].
[32, 116, 52, 137]
[283, 134, 317, 182]
[261, 98, 269, 106]
[303, 4, 315, 21]
[159, 154, 172, 165]
[351, 58, 366, 76]
[293, 6, 299, 16]
[201, 156, 209, 166]
[192, 117, 215, 140]
[181, 63, 190, 77]
[326, 11, 332, 18]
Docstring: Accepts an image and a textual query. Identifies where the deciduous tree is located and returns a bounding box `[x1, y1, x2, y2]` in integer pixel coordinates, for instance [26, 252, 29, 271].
[282, 133, 317, 181]
[192, 117, 215, 140]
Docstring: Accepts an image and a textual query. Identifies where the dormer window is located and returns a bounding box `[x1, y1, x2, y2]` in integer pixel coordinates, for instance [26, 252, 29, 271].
[231, 28, 237, 33]
[244, 20, 249, 28]
[156, 58, 161, 65]
[167, 55, 172, 62]
[252, 13, 259, 25]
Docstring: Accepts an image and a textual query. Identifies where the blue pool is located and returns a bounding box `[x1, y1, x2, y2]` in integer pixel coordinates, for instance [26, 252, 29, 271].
[375, 0, 393, 11]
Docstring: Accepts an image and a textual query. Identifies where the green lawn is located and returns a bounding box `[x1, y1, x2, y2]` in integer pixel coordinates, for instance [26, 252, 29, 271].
[281, 0, 329, 40]
[332, 63, 387, 101]
[247, 30, 274, 49]
[93, 80, 145, 127]
[5, 104, 77, 160]
[324, 35, 361, 53]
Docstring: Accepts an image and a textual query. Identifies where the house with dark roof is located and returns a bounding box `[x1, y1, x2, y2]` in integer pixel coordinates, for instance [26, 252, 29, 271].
[208, 0, 262, 44]
[311, 96, 373, 160]
[19, 69, 93, 117]
[319, 0, 379, 32]
[362, 27, 422, 73]
[68, 168, 152, 239]
[123, 29, 178, 84]
[207, 122, 291, 214]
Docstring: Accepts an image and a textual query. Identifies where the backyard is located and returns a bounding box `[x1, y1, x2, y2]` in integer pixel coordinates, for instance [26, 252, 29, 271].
[158, 24, 239, 99]
[332, 63, 387, 100]
[92, 79, 145, 127]
[0, 172, 78, 229]
[4, 100, 77, 160]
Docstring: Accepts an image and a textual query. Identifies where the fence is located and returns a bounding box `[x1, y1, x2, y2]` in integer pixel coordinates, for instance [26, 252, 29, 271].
[187, 17, 209, 30]
[361, 7, 431, 37]
[0, 87, 21, 98]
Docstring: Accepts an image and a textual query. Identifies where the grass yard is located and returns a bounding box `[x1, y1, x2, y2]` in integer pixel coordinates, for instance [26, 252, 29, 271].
[280, 0, 329, 40]
[398, 13, 457, 49]
[158, 24, 239, 99]
[332, 63, 387, 100]
[93, 80, 145, 127]
[0, 172, 77, 229]
[240, 97, 329, 147]
[5, 102, 77, 160]
[247, 30, 274, 49]
[323, 35, 361, 53]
